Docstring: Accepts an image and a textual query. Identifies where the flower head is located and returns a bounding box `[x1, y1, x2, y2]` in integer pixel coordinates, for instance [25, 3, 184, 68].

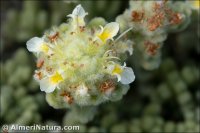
[27, 5, 135, 107]
[116, 0, 191, 70]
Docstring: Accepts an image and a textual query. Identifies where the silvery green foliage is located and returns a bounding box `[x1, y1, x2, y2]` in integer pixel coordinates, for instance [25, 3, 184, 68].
[116, 0, 192, 70]
[2, 1, 76, 45]
[63, 106, 97, 124]
[2, 0, 124, 45]
[78, 0, 123, 21]
[0, 49, 46, 125]
[1, 1, 198, 130]
[26, 5, 135, 108]
[3, 1, 48, 42]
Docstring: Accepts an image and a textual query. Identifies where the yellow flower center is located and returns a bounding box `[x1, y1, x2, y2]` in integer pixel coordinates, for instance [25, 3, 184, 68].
[112, 65, 123, 75]
[41, 44, 49, 53]
[50, 72, 63, 84]
[99, 31, 111, 42]
[77, 17, 84, 25]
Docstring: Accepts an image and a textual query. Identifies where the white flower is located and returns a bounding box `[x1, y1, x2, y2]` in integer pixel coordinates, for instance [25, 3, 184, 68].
[111, 63, 135, 84]
[26, 37, 49, 54]
[67, 4, 88, 27]
[39, 71, 63, 93]
[98, 22, 119, 43]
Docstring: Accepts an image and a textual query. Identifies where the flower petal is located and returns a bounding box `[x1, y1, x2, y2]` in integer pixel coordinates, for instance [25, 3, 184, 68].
[120, 67, 135, 84]
[39, 78, 57, 93]
[71, 4, 88, 18]
[98, 22, 119, 42]
[26, 37, 43, 52]
[68, 4, 88, 27]
[39, 72, 63, 93]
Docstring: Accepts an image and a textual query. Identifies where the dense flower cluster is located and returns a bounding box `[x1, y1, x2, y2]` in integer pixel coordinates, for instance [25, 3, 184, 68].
[27, 5, 135, 107]
[116, 0, 191, 69]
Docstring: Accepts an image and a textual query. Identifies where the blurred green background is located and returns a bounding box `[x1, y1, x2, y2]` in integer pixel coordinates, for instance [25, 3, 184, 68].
[0, 0, 199, 132]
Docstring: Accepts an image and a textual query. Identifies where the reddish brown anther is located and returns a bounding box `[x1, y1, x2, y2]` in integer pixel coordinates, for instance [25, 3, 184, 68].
[65, 96, 73, 104]
[48, 32, 59, 42]
[164, 6, 182, 25]
[170, 13, 182, 25]
[79, 26, 85, 32]
[100, 80, 115, 93]
[148, 23, 159, 31]
[35, 71, 42, 80]
[60, 91, 74, 104]
[46, 67, 53, 73]
[131, 10, 144, 22]
[147, 12, 164, 31]
[36, 59, 44, 68]
[144, 41, 160, 56]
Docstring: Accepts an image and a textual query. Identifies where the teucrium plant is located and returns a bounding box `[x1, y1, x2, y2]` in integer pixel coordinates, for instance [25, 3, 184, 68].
[26, 5, 135, 108]
[26, 0, 192, 112]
